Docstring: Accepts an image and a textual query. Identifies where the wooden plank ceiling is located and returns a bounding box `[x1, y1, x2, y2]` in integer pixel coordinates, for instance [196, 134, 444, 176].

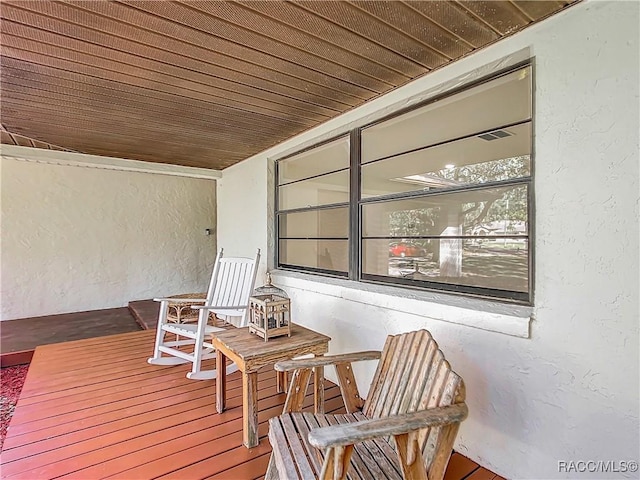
[0, 1, 577, 170]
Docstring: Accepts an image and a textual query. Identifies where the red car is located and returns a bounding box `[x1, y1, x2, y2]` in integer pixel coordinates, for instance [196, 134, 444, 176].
[389, 242, 426, 258]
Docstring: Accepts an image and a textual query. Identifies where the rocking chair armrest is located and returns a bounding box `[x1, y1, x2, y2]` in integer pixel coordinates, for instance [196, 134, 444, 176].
[308, 403, 469, 449]
[153, 297, 206, 304]
[274, 351, 382, 372]
[190, 304, 248, 310]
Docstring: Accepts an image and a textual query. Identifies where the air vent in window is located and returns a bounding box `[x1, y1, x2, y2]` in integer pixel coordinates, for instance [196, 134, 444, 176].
[477, 129, 513, 141]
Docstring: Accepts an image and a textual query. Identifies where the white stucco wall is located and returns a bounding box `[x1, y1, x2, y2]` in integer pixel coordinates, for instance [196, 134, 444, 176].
[216, 153, 270, 279]
[1, 155, 217, 320]
[218, 1, 639, 478]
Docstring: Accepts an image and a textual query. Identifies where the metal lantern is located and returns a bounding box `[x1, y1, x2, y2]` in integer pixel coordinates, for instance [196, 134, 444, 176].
[248, 272, 291, 341]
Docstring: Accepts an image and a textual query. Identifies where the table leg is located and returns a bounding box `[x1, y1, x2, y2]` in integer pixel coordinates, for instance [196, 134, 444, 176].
[243, 370, 258, 448]
[216, 349, 227, 413]
[314, 365, 325, 414]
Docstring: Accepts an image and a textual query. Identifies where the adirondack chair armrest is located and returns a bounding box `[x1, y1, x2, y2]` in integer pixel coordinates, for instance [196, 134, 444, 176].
[274, 351, 382, 372]
[308, 403, 469, 449]
[153, 297, 206, 304]
[191, 304, 248, 310]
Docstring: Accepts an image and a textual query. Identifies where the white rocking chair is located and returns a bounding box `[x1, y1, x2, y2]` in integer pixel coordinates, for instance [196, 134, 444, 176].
[147, 248, 260, 380]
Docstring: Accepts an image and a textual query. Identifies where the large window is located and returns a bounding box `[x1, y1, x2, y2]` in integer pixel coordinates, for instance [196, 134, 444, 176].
[276, 64, 533, 302]
[276, 136, 350, 275]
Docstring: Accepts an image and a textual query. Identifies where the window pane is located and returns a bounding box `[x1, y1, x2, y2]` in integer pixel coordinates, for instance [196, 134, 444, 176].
[278, 136, 350, 185]
[362, 185, 528, 238]
[278, 170, 350, 210]
[361, 66, 532, 163]
[362, 123, 530, 198]
[279, 208, 349, 238]
[279, 239, 348, 273]
[362, 238, 528, 293]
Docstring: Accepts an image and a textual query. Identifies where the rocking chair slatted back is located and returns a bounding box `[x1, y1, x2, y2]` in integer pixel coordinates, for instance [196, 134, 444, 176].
[207, 254, 260, 323]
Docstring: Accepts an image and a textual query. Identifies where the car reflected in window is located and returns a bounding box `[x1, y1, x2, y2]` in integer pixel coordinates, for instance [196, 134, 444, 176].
[389, 241, 428, 258]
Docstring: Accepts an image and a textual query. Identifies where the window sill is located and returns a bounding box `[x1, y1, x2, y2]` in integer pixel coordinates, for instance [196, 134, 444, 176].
[271, 270, 532, 338]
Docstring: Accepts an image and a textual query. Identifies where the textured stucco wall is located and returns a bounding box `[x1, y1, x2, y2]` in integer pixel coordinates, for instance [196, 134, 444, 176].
[1, 156, 217, 320]
[216, 155, 269, 280]
[218, 1, 639, 478]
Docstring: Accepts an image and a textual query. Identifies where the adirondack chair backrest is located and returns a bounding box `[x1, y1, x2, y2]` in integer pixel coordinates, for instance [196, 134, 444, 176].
[204, 248, 260, 327]
[363, 329, 466, 480]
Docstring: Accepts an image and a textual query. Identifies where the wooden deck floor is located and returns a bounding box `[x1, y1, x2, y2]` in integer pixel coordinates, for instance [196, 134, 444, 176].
[1, 327, 503, 480]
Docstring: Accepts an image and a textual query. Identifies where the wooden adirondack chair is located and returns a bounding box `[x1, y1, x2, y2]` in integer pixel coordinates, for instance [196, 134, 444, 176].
[267, 329, 467, 480]
[147, 248, 260, 380]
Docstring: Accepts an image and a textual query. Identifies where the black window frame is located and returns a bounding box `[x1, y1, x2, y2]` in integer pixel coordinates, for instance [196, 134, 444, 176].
[275, 134, 351, 278]
[275, 61, 534, 305]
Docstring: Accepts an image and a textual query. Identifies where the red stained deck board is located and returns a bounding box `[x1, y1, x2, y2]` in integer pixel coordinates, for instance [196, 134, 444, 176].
[466, 467, 499, 480]
[9, 376, 207, 432]
[156, 440, 274, 480]
[0, 350, 34, 368]
[6, 374, 291, 465]
[5, 381, 214, 450]
[444, 452, 482, 480]
[204, 453, 271, 479]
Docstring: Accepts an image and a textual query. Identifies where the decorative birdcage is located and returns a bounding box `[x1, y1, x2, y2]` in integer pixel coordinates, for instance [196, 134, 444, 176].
[248, 272, 291, 341]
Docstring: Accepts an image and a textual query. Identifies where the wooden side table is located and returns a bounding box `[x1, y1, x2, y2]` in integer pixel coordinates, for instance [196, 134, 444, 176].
[211, 324, 331, 448]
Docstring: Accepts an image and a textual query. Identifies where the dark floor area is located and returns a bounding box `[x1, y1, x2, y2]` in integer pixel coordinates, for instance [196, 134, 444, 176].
[0, 307, 143, 366]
